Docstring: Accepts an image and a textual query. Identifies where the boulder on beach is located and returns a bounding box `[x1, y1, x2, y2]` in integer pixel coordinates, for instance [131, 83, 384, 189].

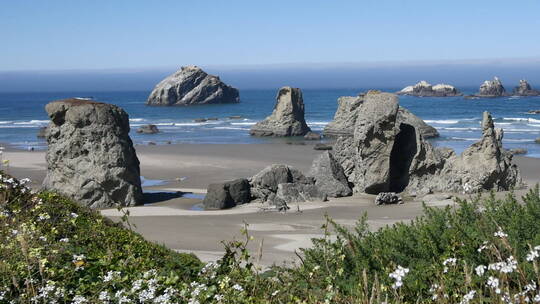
[37, 126, 48, 138]
[308, 151, 351, 197]
[42, 98, 143, 208]
[477, 77, 507, 97]
[136, 124, 159, 134]
[332, 92, 521, 196]
[397, 81, 462, 97]
[314, 143, 332, 151]
[147, 66, 240, 106]
[304, 131, 322, 140]
[250, 87, 311, 137]
[509, 148, 527, 155]
[323, 93, 439, 138]
[202, 178, 251, 210]
[513, 80, 540, 96]
[375, 192, 403, 205]
[250, 164, 326, 207]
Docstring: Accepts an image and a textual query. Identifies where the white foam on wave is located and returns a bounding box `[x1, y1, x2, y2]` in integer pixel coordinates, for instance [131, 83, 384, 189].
[0, 121, 12, 124]
[307, 121, 329, 126]
[424, 119, 459, 124]
[13, 120, 49, 125]
[449, 137, 480, 141]
[231, 122, 256, 126]
[440, 127, 480, 131]
[213, 127, 246, 130]
[504, 139, 534, 142]
[129, 118, 145, 122]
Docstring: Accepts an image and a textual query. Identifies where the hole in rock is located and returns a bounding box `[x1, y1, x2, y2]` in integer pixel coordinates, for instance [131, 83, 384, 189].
[389, 123, 417, 193]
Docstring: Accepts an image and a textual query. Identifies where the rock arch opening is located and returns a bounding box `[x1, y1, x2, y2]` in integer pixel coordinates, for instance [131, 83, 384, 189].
[389, 123, 417, 192]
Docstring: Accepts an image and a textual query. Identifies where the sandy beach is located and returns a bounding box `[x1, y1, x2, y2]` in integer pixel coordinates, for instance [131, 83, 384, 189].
[2, 142, 539, 266]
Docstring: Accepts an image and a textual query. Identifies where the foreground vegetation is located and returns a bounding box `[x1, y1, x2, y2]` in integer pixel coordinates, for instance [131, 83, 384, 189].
[1, 171, 540, 303]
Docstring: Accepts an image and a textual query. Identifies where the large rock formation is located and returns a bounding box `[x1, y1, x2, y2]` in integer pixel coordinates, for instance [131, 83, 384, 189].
[249, 164, 326, 206]
[250, 87, 311, 136]
[513, 80, 540, 96]
[332, 92, 521, 196]
[147, 66, 239, 106]
[323, 93, 439, 138]
[477, 77, 507, 97]
[42, 98, 143, 208]
[397, 81, 462, 97]
[308, 151, 351, 197]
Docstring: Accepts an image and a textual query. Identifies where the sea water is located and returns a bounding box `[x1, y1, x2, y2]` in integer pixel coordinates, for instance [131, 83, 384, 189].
[0, 89, 539, 157]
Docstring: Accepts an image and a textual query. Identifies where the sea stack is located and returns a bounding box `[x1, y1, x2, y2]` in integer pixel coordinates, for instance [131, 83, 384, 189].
[477, 77, 506, 97]
[323, 92, 439, 138]
[332, 92, 521, 195]
[250, 87, 311, 136]
[147, 66, 240, 106]
[397, 81, 461, 97]
[513, 80, 540, 96]
[42, 98, 143, 208]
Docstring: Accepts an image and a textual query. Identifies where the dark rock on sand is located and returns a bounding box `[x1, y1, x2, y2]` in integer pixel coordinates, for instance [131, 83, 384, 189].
[250, 87, 311, 137]
[509, 148, 527, 155]
[250, 164, 326, 206]
[332, 92, 521, 195]
[513, 80, 540, 96]
[304, 132, 322, 140]
[37, 126, 48, 138]
[375, 192, 403, 205]
[397, 81, 462, 97]
[535, 138, 540, 144]
[323, 93, 439, 138]
[136, 124, 159, 134]
[314, 144, 333, 151]
[308, 151, 351, 197]
[147, 66, 240, 106]
[42, 98, 143, 208]
[203, 178, 251, 210]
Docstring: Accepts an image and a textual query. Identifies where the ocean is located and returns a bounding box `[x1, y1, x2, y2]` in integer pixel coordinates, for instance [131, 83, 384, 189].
[1, 89, 540, 158]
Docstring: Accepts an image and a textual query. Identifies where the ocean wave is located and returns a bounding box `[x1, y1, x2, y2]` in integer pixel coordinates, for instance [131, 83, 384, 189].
[0, 121, 12, 124]
[307, 121, 329, 126]
[213, 127, 246, 130]
[129, 118, 145, 122]
[424, 119, 459, 124]
[440, 127, 481, 131]
[13, 120, 49, 125]
[231, 122, 257, 126]
[449, 137, 480, 141]
[501, 117, 540, 123]
[503, 139, 534, 142]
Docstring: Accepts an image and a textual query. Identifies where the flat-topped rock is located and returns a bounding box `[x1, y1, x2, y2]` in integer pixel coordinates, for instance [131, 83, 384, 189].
[397, 81, 461, 97]
[250, 87, 311, 137]
[147, 66, 239, 106]
[323, 93, 439, 138]
[42, 98, 143, 208]
[513, 80, 540, 96]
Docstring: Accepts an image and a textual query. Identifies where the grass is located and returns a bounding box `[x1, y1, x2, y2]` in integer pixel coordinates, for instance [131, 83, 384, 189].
[1, 171, 540, 303]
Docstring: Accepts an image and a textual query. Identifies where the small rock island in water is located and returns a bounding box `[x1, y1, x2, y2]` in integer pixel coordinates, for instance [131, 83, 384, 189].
[397, 81, 462, 97]
[147, 65, 240, 106]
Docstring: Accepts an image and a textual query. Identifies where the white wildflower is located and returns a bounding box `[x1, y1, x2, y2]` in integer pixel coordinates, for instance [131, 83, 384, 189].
[232, 283, 244, 292]
[11, 230, 18, 236]
[98, 291, 110, 302]
[526, 246, 540, 262]
[488, 256, 518, 274]
[72, 295, 87, 304]
[59, 238, 69, 243]
[459, 290, 476, 304]
[487, 276, 501, 294]
[389, 265, 409, 289]
[475, 265, 486, 276]
[70, 212, 79, 218]
[214, 294, 224, 301]
[103, 270, 121, 282]
[494, 229, 508, 238]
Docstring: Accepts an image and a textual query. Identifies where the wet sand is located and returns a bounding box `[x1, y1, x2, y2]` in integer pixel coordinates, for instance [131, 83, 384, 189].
[2, 143, 539, 266]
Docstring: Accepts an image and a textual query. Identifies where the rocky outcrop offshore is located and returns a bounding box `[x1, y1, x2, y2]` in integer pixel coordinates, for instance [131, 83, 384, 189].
[250, 87, 311, 137]
[42, 98, 143, 208]
[397, 81, 461, 97]
[147, 66, 240, 106]
[137, 124, 159, 134]
[323, 92, 439, 138]
[475, 77, 507, 97]
[332, 92, 521, 196]
[513, 80, 540, 96]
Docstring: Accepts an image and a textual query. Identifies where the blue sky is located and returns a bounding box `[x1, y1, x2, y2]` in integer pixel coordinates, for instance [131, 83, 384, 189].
[2, 0, 540, 71]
